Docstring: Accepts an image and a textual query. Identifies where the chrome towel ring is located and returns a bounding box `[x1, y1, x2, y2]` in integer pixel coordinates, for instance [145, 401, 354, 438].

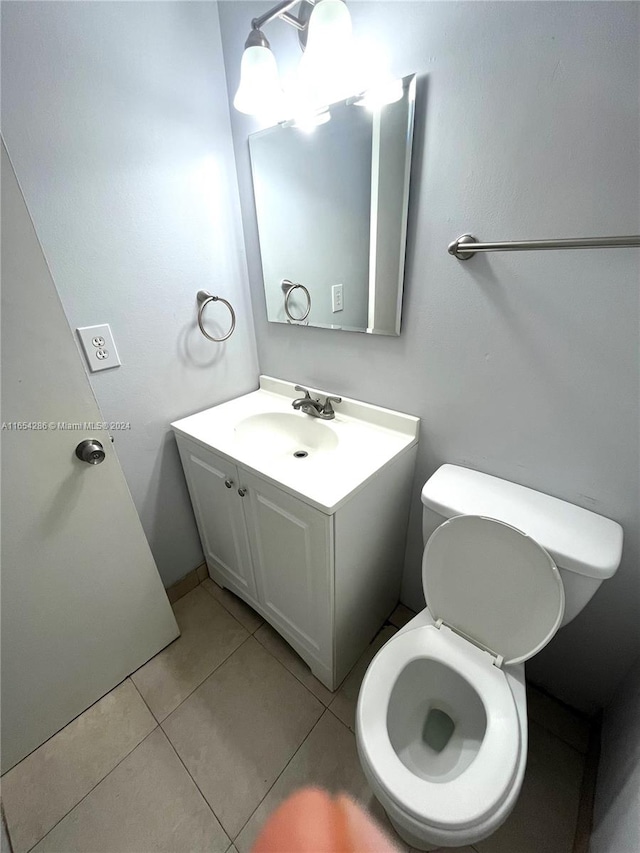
[282, 279, 311, 322]
[196, 290, 236, 342]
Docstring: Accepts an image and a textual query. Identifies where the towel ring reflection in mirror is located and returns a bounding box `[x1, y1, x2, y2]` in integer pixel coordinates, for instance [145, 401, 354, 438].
[282, 279, 311, 323]
[196, 290, 236, 342]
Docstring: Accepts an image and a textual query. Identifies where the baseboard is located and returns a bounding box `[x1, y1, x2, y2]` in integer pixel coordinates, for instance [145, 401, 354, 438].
[572, 711, 602, 853]
[166, 563, 209, 604]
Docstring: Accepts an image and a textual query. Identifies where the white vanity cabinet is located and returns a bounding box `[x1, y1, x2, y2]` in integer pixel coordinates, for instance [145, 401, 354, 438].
[242, 469, 333, 682]
[172, 376, 419, 691]
[177, 439, 258, 600]
[177, 436, 333, 684]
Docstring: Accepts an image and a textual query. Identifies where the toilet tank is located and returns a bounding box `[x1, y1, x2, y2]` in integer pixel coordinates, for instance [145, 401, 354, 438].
[421, 465, 623, 626]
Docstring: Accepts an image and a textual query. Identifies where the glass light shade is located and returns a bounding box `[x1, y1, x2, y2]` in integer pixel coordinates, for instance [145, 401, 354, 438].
[233, 45, 284, 117]
[297, 0, 354, 109]
[305, 0, 352, 57]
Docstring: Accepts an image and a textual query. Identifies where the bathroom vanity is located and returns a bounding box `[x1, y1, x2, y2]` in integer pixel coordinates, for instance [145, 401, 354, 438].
[172, 377, 419, 690]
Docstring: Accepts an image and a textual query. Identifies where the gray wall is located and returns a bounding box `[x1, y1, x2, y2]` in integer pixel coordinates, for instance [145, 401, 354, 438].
[2, 1, 259, 586]
[219, 1, 640, 712]
[590, 654, 640, 853]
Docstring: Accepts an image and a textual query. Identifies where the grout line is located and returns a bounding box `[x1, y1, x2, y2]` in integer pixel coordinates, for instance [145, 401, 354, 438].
[129, 676, 231, 850]
[146, 633, 255, 725]
[159, 723, 232, 847]
[201, 585, 334, 706]
[200, 579, 265, 635]
[1, 804, 15, 853]
[23, 726, 159, 853]
[231, 708, 331, 845]
[130, 677, 161, 723]
[252, 628, 334, 707]
[326, 704, 354, 732]
[0, 674, 138, 777]
[136, 584, 257, 725]
[157, 638, 326, 847]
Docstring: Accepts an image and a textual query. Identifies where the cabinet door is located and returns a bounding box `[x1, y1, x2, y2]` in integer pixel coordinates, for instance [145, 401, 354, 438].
[176, 438, 257, 600]
[242, 471, 333, 674]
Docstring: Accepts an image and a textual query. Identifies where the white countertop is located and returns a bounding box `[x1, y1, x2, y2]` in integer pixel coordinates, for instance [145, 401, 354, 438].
[171, 376, 420, 513]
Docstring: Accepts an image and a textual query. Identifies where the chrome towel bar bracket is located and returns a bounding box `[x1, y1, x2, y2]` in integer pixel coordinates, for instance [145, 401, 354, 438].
[196, 290, 236, 342]
[448, 233, 640, 260]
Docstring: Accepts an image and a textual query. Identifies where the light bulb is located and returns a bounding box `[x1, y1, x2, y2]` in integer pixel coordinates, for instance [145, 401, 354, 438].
[233, 41, 284, 118]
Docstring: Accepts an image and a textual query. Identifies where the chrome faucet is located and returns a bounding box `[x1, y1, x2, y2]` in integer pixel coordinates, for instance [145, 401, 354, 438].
[292, 385, 342, 420]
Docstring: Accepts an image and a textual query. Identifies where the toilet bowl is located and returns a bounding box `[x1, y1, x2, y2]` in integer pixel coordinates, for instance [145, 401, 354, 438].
[356, 465, 624, 850]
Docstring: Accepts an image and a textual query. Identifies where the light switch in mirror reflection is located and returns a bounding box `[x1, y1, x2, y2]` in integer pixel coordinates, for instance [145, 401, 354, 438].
[248, 74, 416, 336]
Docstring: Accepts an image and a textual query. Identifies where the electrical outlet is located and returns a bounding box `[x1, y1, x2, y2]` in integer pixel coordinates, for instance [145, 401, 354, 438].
[77, 324, 121, 372]
[332, 283, 344, 313]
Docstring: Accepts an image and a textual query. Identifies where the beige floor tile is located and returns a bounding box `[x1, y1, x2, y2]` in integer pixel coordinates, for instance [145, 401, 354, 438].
[2, 679, 155, 853]
[219, 691, 479, 853]
[236, 710, 400, 853]
[31, 729, 228, 853]
[475, 722, 585, 853]
[254, 622, 335, 705]
[131, 585, 248, 721]
[526, 684, 591, 754]
[329, 625, 397, 732]
[162, 637, 323, 839]
[389, 603, 417, 629]
[202, 578, 264, 634]
[1, 816, 11, 853]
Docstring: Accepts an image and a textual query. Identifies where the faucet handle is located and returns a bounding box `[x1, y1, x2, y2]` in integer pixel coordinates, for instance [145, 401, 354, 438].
[294, 385, 312, 400]
[322, 395, 342, 416]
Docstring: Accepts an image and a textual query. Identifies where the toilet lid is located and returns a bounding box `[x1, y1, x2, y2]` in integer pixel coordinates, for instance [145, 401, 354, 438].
[422, 515, 565, 665]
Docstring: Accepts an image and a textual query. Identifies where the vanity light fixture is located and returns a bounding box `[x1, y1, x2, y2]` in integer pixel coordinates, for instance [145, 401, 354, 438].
[234, 0, 392, 121]
[233, 28, 285, 118]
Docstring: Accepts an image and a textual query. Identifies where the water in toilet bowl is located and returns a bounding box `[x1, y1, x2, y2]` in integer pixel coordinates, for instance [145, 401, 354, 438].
[387, 658, 487, 783]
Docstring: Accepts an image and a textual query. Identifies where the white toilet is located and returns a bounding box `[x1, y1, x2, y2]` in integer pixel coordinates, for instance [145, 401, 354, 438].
[356, 464, 623, 851]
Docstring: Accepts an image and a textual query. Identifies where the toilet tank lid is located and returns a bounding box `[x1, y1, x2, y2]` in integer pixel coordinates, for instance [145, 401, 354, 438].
[421, 465, 623, 580]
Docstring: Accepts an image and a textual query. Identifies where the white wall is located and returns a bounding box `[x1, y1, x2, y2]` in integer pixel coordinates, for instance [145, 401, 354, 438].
[590, 654, 640, 853]
[1, 1, 259, 586]
[219, 1, 640, 712]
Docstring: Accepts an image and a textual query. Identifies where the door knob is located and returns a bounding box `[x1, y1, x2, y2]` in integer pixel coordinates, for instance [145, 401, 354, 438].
[75, 439, 106, 465]
[238, 487, 247, 497]
[225, 479, 234, 489]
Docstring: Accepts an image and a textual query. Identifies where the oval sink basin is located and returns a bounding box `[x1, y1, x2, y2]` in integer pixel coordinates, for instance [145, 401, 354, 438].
[234, 412, 339, 456]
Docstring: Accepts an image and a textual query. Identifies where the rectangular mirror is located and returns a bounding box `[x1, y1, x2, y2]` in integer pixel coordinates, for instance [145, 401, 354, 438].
[249, 74, 416, 335]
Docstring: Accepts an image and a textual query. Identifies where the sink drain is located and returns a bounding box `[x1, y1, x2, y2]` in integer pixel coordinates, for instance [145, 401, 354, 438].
[293, 450, 308, 459]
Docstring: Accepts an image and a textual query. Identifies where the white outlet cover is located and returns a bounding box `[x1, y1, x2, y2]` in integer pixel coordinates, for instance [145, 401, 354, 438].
[331, 283, 344, 313]
[77, 324, 121, 372]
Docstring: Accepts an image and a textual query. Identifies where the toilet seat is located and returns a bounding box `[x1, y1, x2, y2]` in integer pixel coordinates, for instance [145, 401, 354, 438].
[357, 623, 520, 830]
[423, 515, 565, 665]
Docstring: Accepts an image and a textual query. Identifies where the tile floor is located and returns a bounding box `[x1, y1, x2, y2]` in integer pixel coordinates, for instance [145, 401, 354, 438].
[1, 578, 592, 853]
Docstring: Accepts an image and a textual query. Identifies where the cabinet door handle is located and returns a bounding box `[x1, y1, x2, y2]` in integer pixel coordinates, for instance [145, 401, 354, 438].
[237, 487, 247, 497]
[224, 479, 234, 489]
